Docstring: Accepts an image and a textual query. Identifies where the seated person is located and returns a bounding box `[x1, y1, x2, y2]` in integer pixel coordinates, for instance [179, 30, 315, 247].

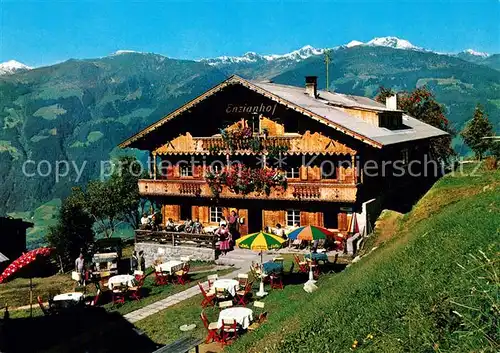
[140, 213, 150, 229]
[183, 219, 194, 233]
[165, 218, 175, 231]
[192, 218, 203, 233]
[275, 223, 287, 240]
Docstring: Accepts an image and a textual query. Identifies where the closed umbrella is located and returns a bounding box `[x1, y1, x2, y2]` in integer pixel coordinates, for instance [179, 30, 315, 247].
[0, 247, 54, 317]
[236, 231, 285, 297]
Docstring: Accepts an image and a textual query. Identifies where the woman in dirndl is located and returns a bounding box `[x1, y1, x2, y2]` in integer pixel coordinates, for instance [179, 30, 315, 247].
[216, 224, 232, 255]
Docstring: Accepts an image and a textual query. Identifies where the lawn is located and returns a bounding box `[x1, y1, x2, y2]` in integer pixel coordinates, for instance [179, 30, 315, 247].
[222, 165, 499, 353]
[104, 267, 234, 316]
[133, 253, 348, 347]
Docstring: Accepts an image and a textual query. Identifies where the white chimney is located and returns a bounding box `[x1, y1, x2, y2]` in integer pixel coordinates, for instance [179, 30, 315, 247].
[305, 76, 318, 98]
[385, 95, 398, 110]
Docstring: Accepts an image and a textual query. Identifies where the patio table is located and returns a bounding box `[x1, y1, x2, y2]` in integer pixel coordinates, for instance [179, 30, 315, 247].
[262, 261, 283, 275]
[217, 307, 253, 330]
[213, 279, 239, 297]
[157, 260, 184, 275]
[305, 253, 329, 262]
[52, 292, 84, 302]
[108, 274, 136, 290]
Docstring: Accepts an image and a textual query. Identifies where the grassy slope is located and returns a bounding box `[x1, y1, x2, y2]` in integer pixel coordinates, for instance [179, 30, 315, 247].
[226, 166, 499, 353]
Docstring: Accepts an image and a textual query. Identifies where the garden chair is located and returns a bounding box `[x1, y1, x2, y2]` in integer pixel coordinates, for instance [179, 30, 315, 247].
[235, 281, 253, 306]
[112, 285, 127, 304]
[85, 289, 101, 306]
[270, 272, 284, 290]
[248, 301, 267, 331]
[37, 296, 50, 316]
[154, 269, 169, 286]
[200, 310, 220, 343]
[215, 287, 230, 302]
[207, 274, 218, 291]
[220, 319, 238, 346]
[128, 277, 145, 301]
[237, 273, 249, 288]
[198, 282, 215, 308]
[293, 254, 309, 273]
[173, 263, 190, 285]
[218, 300, 233, 310]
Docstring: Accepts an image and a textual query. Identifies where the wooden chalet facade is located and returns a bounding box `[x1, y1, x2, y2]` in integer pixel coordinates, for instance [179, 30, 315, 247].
[120, 75, 447, 237]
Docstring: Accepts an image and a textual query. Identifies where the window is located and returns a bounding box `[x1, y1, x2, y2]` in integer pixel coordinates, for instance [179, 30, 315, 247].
[400, 148, 409, 165]
[286, 167, 299, 179]
[286, 209, 301, 227]
[180, 164, 193, 177]
[210, 207, 223, 223]
[321, 163, 337, 179]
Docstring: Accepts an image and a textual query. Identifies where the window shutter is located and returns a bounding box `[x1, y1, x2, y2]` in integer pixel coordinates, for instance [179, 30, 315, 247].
[300, 166, 308, 181]
[337, 212, 348, 231]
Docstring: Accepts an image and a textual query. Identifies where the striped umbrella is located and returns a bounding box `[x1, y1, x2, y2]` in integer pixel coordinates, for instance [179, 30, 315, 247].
[236, 231, 285, 263]
[287, 225, 335, 241]
[287, 226, 335, 283]
[236, 231, 285, 297]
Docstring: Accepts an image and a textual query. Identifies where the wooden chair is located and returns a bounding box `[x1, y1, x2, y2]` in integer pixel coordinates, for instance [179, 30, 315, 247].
[85, 289, 101, 306]
[154, 269, 169, 286]
[112, 285, 127, 304]
[270, 273, 284, 290]
[218, 300, 233, 310]
[235, 281, 253, 306]
[294, 254, 309, 273]
[207, 274, 218, 291]
[173, 263, 190, 285]
[37, 296, 50, 316]
[129, 276, 145, 301]
[220, 319, 238, 346]
[198, 282, 215, 308]
[200, 310, 220, 344]
[248, 301, 267, 331]
[215, 287, 230, 302]
[237, 273, 249, 288]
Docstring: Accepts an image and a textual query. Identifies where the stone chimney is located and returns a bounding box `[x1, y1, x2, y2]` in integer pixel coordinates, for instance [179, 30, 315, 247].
[305, 76, 318, 98]
[385, 94, 398, 110]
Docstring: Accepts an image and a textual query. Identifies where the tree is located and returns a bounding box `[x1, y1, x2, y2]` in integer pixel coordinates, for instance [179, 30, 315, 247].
[376, 86, 455, 163]
[84, 156, 147, 237]
[460, 104, 494, 160]
[47, 189, 94, 271]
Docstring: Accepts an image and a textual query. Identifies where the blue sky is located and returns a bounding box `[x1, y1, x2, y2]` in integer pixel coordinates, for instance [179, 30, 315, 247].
[1, 0, 499, 67]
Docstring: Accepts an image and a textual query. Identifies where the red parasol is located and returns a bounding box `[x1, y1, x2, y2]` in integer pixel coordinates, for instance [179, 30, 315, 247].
[0, 247, 54, 283]
[0, 247, 54, 317]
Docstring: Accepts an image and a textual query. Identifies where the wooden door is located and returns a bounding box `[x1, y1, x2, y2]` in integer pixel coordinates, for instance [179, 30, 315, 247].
[237, 209, 249, 236]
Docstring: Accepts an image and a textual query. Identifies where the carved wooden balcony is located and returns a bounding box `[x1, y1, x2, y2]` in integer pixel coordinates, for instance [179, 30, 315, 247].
[139, 178, 358, 202]
[153, 131, 357, 156]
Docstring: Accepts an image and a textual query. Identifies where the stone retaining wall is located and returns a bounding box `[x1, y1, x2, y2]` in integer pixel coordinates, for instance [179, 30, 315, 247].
[135, 242, 216, 267]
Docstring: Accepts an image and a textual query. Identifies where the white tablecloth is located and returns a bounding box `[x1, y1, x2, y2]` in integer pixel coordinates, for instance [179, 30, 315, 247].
[53, 292, 84, 302]
[213, 279, 239, 297]
[108, 274, 136, 290]
[217, 307, 253, 329]
[157, 260, 184, 274]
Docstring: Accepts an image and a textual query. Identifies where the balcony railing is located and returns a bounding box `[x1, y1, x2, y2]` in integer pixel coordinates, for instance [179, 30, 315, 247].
[135, 230, 216, 249]
[138, 178, 358, 202]
[153, 131, 357, 156]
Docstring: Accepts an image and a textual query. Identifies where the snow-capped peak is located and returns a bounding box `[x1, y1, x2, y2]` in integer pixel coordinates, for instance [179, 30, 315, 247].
[463, 49, 489, 57]
[0, 60, 32, 75]
[366, 36, 420, 50]
[346, 40, 364, 48]
[112, 50, 141, 56]
[201, 45, 324, 66]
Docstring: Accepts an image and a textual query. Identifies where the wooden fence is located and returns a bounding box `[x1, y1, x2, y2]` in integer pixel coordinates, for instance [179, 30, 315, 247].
[135, 230, 216, 249]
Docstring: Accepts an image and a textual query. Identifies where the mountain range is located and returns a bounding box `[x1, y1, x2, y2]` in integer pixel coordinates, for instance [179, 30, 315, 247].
[0, 36, 499, 243]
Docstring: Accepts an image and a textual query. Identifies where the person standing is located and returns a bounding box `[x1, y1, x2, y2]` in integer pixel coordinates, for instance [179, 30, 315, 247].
[228, 210, 239, 242]
[75, 253, 85, 285]
[130, 251, 139, 273]
[216, 224, 231, 255]
[138, 251, 146, 272]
